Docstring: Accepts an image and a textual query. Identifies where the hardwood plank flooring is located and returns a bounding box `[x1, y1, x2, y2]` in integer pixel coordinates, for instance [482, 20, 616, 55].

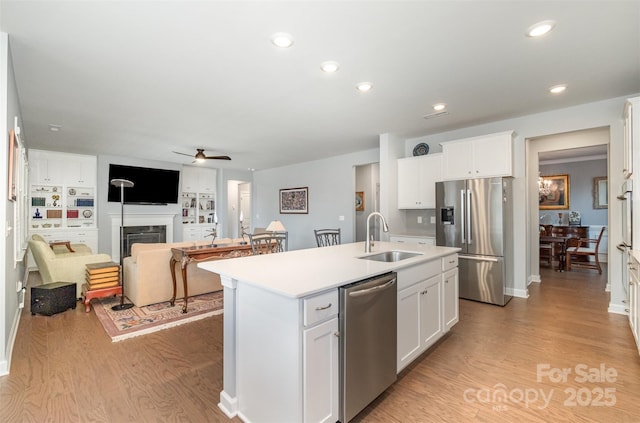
[1, 266, 639, 422]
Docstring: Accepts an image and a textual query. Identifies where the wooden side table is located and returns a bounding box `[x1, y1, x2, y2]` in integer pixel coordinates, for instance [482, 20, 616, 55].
[81, 283, 122, 312]
[49, 241, 75, 252]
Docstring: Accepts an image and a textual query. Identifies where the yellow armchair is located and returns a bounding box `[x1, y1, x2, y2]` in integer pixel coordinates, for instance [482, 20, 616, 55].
[28, 237, 113, 298]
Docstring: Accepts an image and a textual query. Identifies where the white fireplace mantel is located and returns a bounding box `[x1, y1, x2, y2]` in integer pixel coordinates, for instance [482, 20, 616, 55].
[110, 213, 175, 262]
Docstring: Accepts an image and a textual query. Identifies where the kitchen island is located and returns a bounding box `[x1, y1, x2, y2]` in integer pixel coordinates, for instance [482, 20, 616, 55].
[199, 241, 460, 422]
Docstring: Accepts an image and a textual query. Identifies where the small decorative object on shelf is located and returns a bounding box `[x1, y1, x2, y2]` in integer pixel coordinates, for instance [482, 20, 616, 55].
[413, 142, 430, 156]
[568, 211, 581, 226]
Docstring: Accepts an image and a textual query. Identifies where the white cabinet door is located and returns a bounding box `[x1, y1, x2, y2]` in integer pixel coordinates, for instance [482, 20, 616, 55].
[30, 154, 64, 185]
[442, 131, 513, 180]
[442, 268, 459, 332]
[420, 275, 442, 349]
[397, 156, 423, 208]
[64, 155, 96, 187]
[630, 256, 639, 351]
[182, 166, 199, 192]
[442, 141, 473, 180]
[303, 317, 339, 423]
[398, 154, 441, 209]
[397, 281, 422, 371]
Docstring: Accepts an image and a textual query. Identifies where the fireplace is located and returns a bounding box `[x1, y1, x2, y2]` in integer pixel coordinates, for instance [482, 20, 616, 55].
[122, 225, 167, 257]
[110, 214, 175, 263]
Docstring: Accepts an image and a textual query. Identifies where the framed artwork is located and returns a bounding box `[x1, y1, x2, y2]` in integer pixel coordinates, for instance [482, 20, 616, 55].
[279, 187, 309, 214]
[539, 174, 570, 210]
[593, 176, 608, 209]
[355, 191, 364, 211]
[8, 129, 17, 201]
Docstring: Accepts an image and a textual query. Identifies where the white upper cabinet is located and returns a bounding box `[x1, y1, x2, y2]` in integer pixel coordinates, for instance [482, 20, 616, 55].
[397, 154, 442, 209]
[624, 97, 640, 179]
[182, 166, 217, 193]
[29, 150, 96, 187]
[442, 131, 513, 180]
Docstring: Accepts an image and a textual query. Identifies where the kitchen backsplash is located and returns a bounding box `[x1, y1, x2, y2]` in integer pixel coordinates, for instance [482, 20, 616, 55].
[405, 209, 436, 235]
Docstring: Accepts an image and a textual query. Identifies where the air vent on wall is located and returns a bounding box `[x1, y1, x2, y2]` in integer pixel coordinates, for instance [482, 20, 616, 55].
[423, 111, 449, 120]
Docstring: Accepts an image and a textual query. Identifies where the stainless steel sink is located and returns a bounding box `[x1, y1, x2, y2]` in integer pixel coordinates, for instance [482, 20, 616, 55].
[358, 251, 423, 262]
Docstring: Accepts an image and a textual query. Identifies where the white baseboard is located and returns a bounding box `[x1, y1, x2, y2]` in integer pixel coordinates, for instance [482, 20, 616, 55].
[219, 390, 238, 418]
[608, 302, 628, 315]
[529, 274, 541, 284]
[511, 288, 529, 299]
[1, 306, 22, 376]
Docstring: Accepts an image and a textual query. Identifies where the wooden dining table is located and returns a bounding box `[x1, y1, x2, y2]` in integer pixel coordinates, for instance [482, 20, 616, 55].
[540, 235, 576, 272]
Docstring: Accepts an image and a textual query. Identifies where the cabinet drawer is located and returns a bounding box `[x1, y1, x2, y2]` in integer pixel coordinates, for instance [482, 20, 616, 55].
[397, 260, 441, 290]
[442, 254, 458, 271]
[304, 289, 339, 327]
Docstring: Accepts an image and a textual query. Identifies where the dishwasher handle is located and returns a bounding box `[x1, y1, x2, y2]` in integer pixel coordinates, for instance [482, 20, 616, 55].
[348, 278, 396, 297]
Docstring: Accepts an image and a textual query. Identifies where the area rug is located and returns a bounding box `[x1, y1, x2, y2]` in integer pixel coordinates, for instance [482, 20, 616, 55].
[93, 292, 223, 342]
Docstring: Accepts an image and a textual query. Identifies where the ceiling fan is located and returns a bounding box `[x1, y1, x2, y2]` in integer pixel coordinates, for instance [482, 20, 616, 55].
[173, 148, 231, 162]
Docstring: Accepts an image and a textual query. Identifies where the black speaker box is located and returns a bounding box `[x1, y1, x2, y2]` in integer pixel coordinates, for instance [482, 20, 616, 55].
[31, 282, 77, 316]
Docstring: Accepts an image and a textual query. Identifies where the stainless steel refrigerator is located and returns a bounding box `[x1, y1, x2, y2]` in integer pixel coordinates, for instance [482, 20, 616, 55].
[436, 177, 513, 306]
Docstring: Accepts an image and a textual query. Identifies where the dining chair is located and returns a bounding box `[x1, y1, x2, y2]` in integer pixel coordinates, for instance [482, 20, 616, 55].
[314, 229, 341, 247]
[249, 232, 288, 255]
[539, 226, 554, 266]
[565, 226, 606, 274]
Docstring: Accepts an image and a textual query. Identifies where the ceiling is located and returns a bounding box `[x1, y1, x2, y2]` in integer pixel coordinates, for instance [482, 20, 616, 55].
[1, 1, 639, 171]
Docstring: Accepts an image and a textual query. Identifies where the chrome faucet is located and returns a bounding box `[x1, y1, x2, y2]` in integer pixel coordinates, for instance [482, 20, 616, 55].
[365, 212, 389, 253]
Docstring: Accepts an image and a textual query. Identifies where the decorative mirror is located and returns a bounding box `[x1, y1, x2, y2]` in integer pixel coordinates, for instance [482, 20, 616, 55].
[593, 177, 608, 209]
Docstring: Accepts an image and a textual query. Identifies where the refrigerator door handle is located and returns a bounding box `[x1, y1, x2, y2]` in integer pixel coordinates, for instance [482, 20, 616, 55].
[460, 189, 466, 243]
[466, 189, 472, 245]
[459, 254, 499, 263]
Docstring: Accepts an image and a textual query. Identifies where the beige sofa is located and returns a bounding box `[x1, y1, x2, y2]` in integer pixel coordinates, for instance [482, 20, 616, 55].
[123, 239, 242, 307]
[28, 235, 113, 298]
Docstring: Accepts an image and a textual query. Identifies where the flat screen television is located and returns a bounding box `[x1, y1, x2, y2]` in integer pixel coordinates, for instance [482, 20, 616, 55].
[107, 164, 180, 205]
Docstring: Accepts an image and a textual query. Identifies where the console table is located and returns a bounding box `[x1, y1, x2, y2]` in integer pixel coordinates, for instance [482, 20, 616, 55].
[170, 243, 253, 313]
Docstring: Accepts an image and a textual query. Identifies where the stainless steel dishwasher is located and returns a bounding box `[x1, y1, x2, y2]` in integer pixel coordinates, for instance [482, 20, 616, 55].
[339, 271, 397, 422]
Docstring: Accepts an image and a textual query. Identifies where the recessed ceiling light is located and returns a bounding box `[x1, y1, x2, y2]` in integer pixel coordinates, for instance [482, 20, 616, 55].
[433, 103, 447, 112]
[526, 20, 556, 37]
[271, 32, 294, 48]
[48, 124, 62, 132]
[356, 82, 373, 92]
[549, 84, 567, 94]
[320, 61, 340, 73]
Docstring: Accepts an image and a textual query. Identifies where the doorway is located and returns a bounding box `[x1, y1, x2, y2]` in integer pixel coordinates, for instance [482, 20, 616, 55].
[227, 180, 251, 239]
[354, 163, 380, 242]
[528, 127, 609, 288]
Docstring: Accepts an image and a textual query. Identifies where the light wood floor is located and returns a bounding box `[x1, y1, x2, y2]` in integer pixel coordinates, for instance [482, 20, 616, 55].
[1, 266, 639, 422]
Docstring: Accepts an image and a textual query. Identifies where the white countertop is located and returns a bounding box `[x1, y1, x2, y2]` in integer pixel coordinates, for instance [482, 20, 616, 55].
[198, 241, 460, 298]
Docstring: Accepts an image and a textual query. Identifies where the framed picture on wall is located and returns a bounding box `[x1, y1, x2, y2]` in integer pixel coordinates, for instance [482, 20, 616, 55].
[279, 187, 309, 214]
[539, 174, 570, 210]
[355, 191, 364, 211]
[7, 129, 17, 201]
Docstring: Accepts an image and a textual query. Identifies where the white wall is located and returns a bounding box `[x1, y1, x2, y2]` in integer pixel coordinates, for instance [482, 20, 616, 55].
[1, 33, 27, 375]
[253, 148, 379, 250]
[403, 95, 635, 311]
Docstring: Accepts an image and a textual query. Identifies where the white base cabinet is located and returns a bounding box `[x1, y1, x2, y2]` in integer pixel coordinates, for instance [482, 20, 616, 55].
[629, 254, 640, 354]
[303, 317, 339, 423]
[397, 254, 459, 372]
[390, 235, 436, 246]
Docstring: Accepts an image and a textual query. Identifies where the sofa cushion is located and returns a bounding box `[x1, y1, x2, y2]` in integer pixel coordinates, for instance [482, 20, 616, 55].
[130, 241, 194, 263]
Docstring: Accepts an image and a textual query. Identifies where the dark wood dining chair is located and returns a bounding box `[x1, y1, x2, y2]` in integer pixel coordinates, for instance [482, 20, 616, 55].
[565, 226, 606, 273]
[539, 226, 554, 266]
[314, 229, 341, 247]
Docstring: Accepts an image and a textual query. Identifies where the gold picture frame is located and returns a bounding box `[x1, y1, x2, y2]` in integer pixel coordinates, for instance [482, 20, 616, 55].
[539, 174, 570, 210]
[7, 129, 17, 201]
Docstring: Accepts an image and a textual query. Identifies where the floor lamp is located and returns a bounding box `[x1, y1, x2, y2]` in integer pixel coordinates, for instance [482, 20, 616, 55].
[111, 178, 134, 311]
